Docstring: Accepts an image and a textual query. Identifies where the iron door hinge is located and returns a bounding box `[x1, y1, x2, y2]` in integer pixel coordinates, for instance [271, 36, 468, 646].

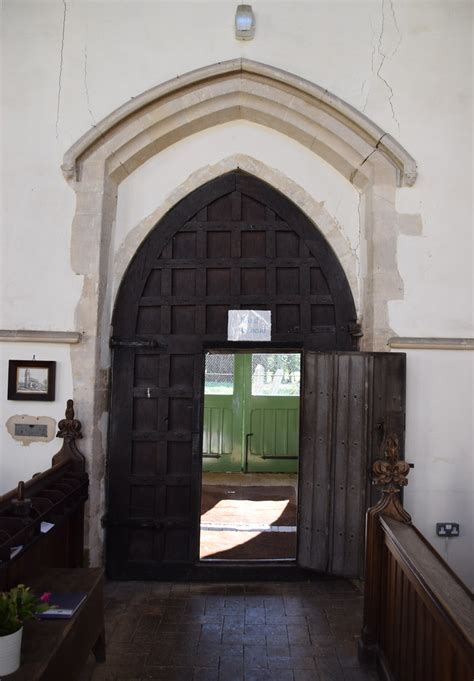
[348, 322, 363, 338]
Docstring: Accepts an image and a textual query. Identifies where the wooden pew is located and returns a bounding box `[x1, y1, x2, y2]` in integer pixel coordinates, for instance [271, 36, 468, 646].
[358, 435, 473, 681]
[7, 568, 105, 681]
[0, 401, 106, 680]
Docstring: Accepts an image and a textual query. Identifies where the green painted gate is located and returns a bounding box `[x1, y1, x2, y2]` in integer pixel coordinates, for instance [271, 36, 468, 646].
[202, 352, 300, 473]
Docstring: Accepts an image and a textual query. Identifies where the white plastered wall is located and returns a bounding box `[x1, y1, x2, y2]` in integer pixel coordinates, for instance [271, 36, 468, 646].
[404, 350, 474, 589]
[1, 0, 472, 586]
[0, 343, 74, 491]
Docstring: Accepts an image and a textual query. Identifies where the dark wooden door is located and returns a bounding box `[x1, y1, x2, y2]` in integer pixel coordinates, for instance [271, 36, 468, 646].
[298, 351, 406, 578]
[106, 171, 357, 579]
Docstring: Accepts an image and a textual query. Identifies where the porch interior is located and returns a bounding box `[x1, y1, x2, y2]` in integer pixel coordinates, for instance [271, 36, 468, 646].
[200, 473, 298, 561]
[78, 578, 379, 681]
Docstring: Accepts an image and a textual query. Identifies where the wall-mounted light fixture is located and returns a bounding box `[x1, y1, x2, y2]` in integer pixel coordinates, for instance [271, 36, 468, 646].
[235, 4, 255, 41]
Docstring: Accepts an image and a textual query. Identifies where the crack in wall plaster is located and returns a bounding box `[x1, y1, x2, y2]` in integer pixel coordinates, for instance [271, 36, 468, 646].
[83, 45, 95, 127]
[362, 17, 378, 112]
[55, 0, 67, 140]
[387, 0, 402, 44]
[376, 0, 402, 132]
[354, 193, 363, 281]
[77, 47, 132, 183]
[362, 0, 402, 131]
[349, 134, 386, 185]
[331, 196, 361, 293]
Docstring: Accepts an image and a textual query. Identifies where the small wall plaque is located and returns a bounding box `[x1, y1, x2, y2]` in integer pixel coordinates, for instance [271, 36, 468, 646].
[15, 424, 48, 437]
[6, 415, 56, 446]
[228, 310, 271, 341]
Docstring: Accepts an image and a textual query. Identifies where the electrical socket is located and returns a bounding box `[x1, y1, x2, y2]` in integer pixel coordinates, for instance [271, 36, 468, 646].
[436, 523, 460, 537]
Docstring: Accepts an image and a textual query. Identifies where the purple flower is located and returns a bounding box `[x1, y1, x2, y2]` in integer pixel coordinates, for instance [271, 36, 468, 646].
[39, 592, 52, 603]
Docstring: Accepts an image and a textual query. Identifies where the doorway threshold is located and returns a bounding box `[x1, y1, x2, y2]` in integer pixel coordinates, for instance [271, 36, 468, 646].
[201, 557, 296, 563]
[192, 560, 323, 582]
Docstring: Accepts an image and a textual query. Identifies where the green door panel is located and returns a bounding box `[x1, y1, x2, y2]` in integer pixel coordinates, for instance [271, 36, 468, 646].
[247, 401, 299, 472]
[202, 395, 242, 472]
[203, 352, 300, 473]
[202, 354, 243, 472]
[203, 401, 232, 454]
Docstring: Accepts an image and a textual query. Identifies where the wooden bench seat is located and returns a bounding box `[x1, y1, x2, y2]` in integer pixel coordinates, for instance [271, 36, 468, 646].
[7, 568, 105, 681]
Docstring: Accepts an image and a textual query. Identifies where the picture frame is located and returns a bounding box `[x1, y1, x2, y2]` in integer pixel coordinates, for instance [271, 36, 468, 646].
[7, 360, 56, 401]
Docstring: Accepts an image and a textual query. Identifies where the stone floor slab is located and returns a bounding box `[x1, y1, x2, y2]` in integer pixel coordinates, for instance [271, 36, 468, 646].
[77, 579, 379, 681]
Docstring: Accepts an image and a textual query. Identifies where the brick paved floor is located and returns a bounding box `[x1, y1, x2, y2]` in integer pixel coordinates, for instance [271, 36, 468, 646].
[200, 480, 297, 560]
[79, 579, 379, 681]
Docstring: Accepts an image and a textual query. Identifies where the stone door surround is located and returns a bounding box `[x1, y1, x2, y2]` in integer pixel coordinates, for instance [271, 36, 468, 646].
[62, 59, 418, 565]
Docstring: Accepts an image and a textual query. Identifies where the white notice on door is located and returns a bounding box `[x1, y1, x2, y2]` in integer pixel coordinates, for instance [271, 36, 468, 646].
[227, 310, 271, 341]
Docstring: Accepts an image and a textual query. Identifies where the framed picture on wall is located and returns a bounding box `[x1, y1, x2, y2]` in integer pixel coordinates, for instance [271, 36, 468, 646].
[7, 360, 56, 401]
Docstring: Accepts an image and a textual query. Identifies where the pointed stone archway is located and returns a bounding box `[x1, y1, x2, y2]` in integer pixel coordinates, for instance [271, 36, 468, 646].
[63, 59, 416, 187]
[62, 59, 417, 564]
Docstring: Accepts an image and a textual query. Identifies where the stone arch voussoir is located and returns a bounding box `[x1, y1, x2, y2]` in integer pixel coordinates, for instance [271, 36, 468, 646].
[64, 59, 416, 188]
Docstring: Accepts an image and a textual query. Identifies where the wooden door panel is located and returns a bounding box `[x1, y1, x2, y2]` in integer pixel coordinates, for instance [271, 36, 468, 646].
[107, 171, 358, 578]
[298, 351, 406, 578]
[298, 352, 335, 572]
[328, 353, 369, 576]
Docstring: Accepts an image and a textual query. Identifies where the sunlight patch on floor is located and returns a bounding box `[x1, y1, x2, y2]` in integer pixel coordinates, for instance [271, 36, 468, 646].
[201, 498, 290, 528]
[200, 494, 297, 560]
[200, 528, 266, 557]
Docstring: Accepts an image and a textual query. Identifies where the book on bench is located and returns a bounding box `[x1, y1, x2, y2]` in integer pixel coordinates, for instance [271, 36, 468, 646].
[39, 592, 88, 619]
